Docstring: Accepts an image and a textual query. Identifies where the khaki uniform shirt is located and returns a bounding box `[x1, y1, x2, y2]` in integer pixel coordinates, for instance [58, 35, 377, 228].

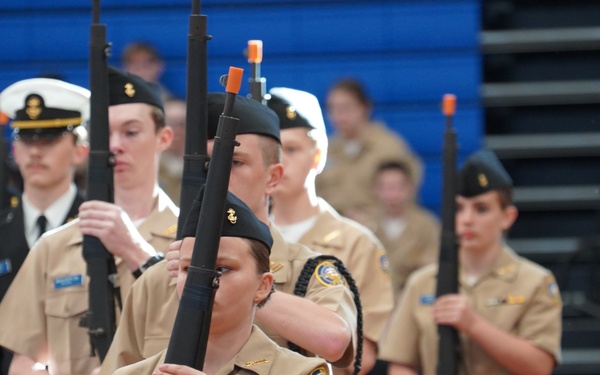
[0, 190, 178, 375]
[296, 198, 393, 343]
[114, 326, 331, 375]
[316, 121, 422, 220]
[379, 246, 562, 375]
[100, 226, 357, 375]
[367, 205, 440, 299]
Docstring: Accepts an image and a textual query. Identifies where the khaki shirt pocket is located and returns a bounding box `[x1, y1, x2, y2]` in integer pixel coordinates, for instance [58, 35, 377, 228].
[45, 290, 91, 364]
[142, 336, 171, 359]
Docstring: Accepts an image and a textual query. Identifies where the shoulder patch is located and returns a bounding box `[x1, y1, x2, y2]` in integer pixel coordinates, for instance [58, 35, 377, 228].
[377, 249, 391, 280]
[314, 261, 346, 287]
[310, 366, 329, 375]
[545, 276, 562, 306]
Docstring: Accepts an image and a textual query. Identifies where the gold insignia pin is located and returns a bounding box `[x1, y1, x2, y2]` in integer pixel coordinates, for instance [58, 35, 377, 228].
[286, 105, 297, 120]
[10, 196, 19, 208]
[26, 96, 42, 119]
[323, 230, 341, 243]
[507, 295, 525, 304]
[245, 358, 269, 367]
[227, 208, 237, 224]
[162, 224, 177, 236]
[124, 83, 136, 98]
[270, 261, 284, 273]
[478, 173, 488, 188]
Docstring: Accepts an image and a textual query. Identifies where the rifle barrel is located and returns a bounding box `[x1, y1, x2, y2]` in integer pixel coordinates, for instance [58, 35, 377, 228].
[165, 67, 243, 369]
[177, 2, 211, 240]
[435, 94, 460, 375]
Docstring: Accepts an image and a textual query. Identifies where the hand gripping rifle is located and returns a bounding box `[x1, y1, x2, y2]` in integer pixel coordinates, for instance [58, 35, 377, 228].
[80, 0, 118, 362]
[435, 94, 460, 375]
[177, 0, 213, 239]
[247, 40, 267, 104]
[164, 67, 244, 369]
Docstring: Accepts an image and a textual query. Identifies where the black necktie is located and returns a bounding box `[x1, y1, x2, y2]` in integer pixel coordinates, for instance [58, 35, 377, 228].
[37, 215, 47, 239]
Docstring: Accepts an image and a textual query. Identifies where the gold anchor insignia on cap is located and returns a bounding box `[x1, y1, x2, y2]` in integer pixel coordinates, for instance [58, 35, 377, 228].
[227, 208, 237, 224]
[26, 96, 42, 119]
[285, 105, 297, 120]
[478, 173, 488, 188]
[124, 83, 136, 98]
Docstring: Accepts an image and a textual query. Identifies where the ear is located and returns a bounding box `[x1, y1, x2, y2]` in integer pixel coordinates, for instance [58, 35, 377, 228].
[501, 205, 518, 232]
[156, 125, 174, 153]
[264, 163, 284, 196]
[312, 148, 322, 170]
[364, 101, 373, 120]
[254, 272, 274, 305]
[156, 60, 166, 75]
[73, 142, 90, 166]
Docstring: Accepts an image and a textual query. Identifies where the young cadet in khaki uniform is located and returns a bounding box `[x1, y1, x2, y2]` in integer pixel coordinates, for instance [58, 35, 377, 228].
[315, 79, 422, 224]
[0, 67, 179, 375]
[367, 160, 440, 301]
[100, 94, 355, 375]
[114, 186, 331, 375]
[0, 78, 90, 374]
[267, 87, 394, 375]
[379, 150, 562, 375]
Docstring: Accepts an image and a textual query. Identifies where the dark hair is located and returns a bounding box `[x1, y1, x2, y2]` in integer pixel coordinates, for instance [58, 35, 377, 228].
[328, 78, 372, 108]
[150, 106, 166, 131]
[495, 187, 513, 209]
[258, 135, 282, 168]
[243, 238, 274, 308]
[121, 41, 162, 64]
[375, 160, 413, 183]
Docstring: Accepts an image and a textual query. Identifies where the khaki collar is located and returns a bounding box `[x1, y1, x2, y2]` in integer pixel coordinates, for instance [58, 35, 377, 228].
[459, 245, 520, 286]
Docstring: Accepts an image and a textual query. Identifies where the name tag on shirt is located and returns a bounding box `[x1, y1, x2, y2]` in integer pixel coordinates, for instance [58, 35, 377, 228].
[0, 259, 12, 276]
[420, 294, 436, 305]
[53, 274, 83, 289]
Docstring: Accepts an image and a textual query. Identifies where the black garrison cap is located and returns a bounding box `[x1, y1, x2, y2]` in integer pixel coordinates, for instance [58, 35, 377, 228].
[207, 93, 280, 143]
[181, 185, 273, 251]
[108, 66, 163, 111]
[267, 87, 326, 133]
[458, 149, 513, 197]
[0, 78, 90, 141]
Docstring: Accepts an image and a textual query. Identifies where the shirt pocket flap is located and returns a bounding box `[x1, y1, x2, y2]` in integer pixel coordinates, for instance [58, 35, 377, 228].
[45, 290, 88, 318]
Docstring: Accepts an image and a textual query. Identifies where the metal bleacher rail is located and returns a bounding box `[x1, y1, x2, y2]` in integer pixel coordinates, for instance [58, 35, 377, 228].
[482, 22, 600, 375]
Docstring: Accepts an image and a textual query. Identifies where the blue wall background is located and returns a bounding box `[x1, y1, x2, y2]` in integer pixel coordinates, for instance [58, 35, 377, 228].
[0, 0, 482, 214]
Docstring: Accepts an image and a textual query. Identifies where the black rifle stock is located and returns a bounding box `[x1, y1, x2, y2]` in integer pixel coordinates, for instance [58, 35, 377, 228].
[165, 67, 244, 369]
[176, 0, 212, 239]
[80, 0, 117, 362]
[435, 94, 460, 375]
[0, 130, 9, 208]
[247, 40, 266, 104]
